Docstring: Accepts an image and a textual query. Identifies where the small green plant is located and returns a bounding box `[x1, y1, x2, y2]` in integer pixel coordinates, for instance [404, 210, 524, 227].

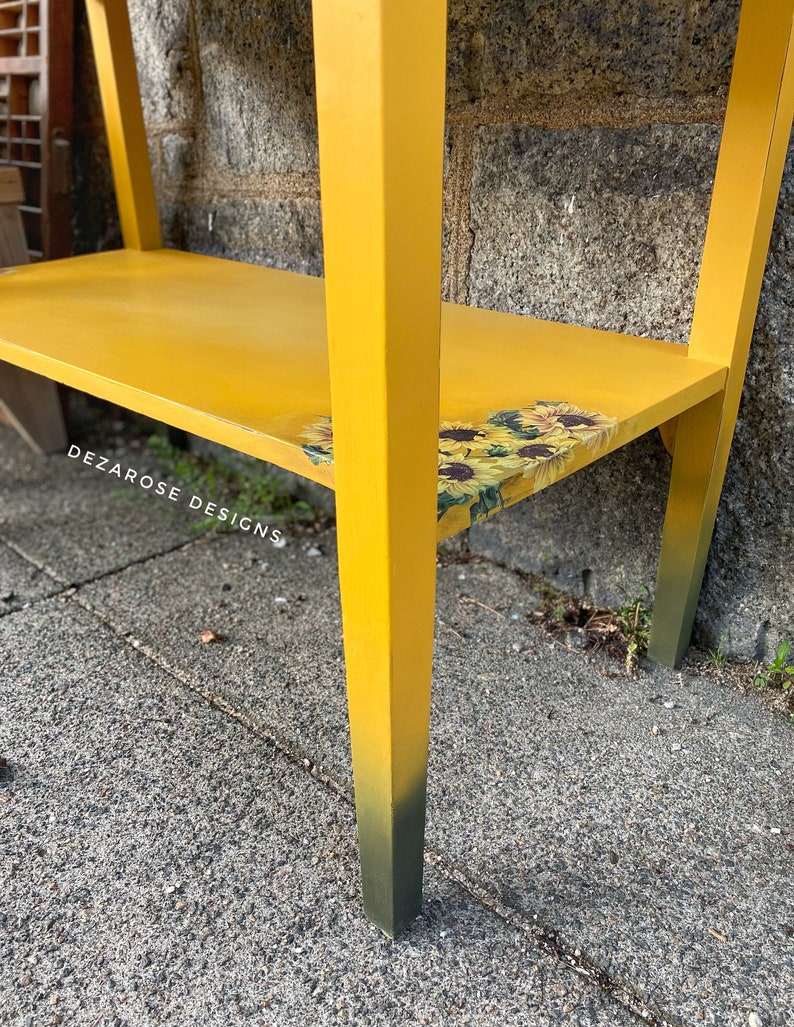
[754, 638, 794, 691]
[705, 631, 729, 670]
[616, 591, 652, 672]
[147, 434, 315, 532]
[148, 435, 207, 493]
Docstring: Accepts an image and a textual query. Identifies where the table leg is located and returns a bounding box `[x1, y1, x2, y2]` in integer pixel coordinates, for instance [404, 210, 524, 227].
[312, 0, 448, 934]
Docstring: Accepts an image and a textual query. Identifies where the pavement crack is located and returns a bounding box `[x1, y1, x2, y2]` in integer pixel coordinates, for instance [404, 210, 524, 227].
[1, 530, 221, 603]
[423, 849, 682, 1027]
[69, 575, 679, 1027]
[67, 532, 222, 591]
[0, 534, 222, 619]
[0, 534, 70, 586]
[68, 586, 356, 806]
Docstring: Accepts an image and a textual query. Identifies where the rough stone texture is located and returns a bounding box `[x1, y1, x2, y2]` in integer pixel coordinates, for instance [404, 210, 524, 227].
[467, 130, 794, 659]
[71, 9, 120, 256]
[429, 558, 794, 1027]
[465, 120, 713, 614]
[161, 198, 323, 275]
[162, 131, 199, 183]
[468, 123, 720, 341]
[70, 131, 122, 255]
[683, 0, 743, 96]
[442, 128, 455, 300]
[0, 425, 195, 585]
[194, 0, 318, 175]
[0, 540, 62, 615]
[469, 433, 670, 608]
[128, 0, 195, 126]
[446, 0, 741, 106]
[81, 528, 353, 785]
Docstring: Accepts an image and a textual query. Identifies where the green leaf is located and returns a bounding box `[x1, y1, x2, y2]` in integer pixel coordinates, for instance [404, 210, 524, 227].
[469, 485, 504, 525]
[437, 490, 469, 521]
[487, 409, 526, 434]
[302, 444, 333, 466]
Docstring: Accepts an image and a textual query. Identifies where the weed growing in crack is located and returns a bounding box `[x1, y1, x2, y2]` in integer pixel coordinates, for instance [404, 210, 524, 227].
[704, 632, 729, 671]
[616, 591, 652, 673]
[755, 638, 794, 691]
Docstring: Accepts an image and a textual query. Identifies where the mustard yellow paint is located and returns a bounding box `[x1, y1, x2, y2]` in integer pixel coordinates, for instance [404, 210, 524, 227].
[0, 0, 789, 935]
[0, 249, 334, 485]
[658, 418, 677, 457]
[84, 0, 161, 251]
[648, 392, 725, 667]
[312, 0, 447, 935]
[649, 0, 794, 667]
[0, 248, 727, 507]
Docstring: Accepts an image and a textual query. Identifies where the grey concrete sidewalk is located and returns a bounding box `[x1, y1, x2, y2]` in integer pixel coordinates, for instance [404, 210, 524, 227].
[1, 422, 792, 1027]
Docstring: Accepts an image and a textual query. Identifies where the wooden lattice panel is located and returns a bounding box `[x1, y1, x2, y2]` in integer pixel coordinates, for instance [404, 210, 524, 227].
[0, 0, 41, 59]
[0, 0, 72, 261]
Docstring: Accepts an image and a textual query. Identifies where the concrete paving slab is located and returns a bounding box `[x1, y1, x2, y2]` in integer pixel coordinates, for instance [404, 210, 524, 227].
[76, 528, 794, 1027]
[0, 597, 638, 1027]
[429, 586, 794, 1027]
[0, 425, 197, 585]
[0, 540, 63, 615]
[79, 530, 352, 785]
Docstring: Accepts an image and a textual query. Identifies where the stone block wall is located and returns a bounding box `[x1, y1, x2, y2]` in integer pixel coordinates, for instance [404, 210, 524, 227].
[71, 0, 794, 660]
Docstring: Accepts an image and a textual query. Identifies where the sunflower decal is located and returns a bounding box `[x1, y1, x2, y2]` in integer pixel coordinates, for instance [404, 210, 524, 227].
[300, 415, 334, 465]
[518, 402, 616, 450]
[437, 453, 505, 498]
[300, 401, 617, 527]
[501, 435, 575, 491]
[438, 421, 516, 456]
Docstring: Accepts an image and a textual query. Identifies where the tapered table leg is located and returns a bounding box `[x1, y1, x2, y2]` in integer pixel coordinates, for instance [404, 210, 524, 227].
[311, 0, 448, 934]
[648, 392, 724, 668]
[651, 0, 794, 666]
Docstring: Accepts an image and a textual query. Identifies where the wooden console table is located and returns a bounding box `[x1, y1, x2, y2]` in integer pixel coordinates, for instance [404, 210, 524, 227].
[0, 0, 792, 935]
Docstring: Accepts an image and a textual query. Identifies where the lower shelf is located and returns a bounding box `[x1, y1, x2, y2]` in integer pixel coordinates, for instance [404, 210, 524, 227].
[0, 247, 727, 537]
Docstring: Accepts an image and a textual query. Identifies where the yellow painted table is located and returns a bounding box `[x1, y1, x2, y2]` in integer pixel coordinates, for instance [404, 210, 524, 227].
[0, 0, 792, 936]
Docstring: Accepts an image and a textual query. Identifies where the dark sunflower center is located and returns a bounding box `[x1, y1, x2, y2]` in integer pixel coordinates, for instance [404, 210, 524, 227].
[440, 428, 481, 443]
[557, 413, 594, 428]
[517, 443, 555, 459]
[441, 462, 476, 482]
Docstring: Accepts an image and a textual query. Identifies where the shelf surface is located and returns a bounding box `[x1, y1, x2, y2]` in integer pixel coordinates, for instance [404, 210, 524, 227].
[0, 247, 727, 535]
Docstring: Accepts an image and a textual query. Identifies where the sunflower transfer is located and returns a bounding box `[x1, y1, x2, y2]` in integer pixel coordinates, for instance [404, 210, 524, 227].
[300, 402, 617, 529]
